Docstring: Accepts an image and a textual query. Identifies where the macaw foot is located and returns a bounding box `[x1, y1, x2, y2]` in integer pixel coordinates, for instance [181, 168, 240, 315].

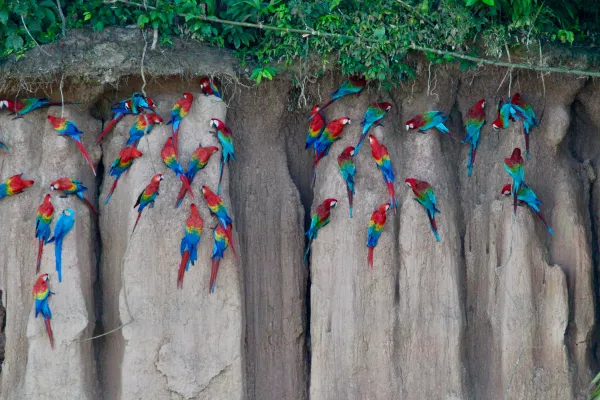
[149, 201, 155, 209]
[59, 195, 68, 199]
[376, 123, 383, 127]
[12, 114, 23, 120]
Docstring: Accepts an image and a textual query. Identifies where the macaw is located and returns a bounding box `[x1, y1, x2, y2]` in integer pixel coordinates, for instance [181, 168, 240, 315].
[337, 146, 356, 218]
[319, 76, 366, 111]
[47, 208, 75, 282]
[0, 98, 79, 118]
[491, 96, 528, 131]
[405, 178, 441, 242]
[504, 147, 525, 215]
[50, 177, 97, 215]
[304, 198, 338, 262]
[167, 93, 194, 157]
[501, 183, 553, 235]
[178, 203, 203, 289]
[0, 173, 34, 199]
[510, 93, 538, 159]
[405, 111, 459, 141]
[367, 202, 390, 269]
[32, 273, 55, 349]
[305, 105, 326, 150]
[175, 145, 219, 208]
[160, 137, 194, 198]
[96, 96, 156, 144]
[47, 116, 96, 176]
[356, 102, 392, 154]
[201, 185, 237, 259]
[312, 117, 351, 186]
[199, 76, 222, 98]
[35, 194, 54, 273]
[209, 118, 235, 195]
[105, 147, 143, 204]
[210, 224, 230, 293]
[121, 92, 154, 115]
[126, 113, 164, 147]
[463, 99, 486, 177]
[132, 173, 163, 233]
[369, 134, 398, 214]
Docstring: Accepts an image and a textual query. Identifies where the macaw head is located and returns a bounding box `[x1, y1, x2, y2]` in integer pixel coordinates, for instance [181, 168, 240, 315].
[379, 203, 391, 213]
[183, 92, 194, 102]
[149, 113, 163, 125]
[151, 174, 164, 185]
[368, 134, 379, 147]
[475, 99, 485, 110]
[491, 118, 502, 131]
[47, 115, 59, 125]
[340, 117, 351, 125]
[199, 77, 210, 88]
[311, 105, 321, 114]
[122, 147, 143, 159]
[190, 202, 200, 216]
[405, 178, 417, 188]
[341, 146, 355, 157]
[510, 93, 522, 103]
[42, 273, 50, 282]
[146, 97, 157, 110]
[164, 136, 173, 147]
[201, 185, 210, 196]
[0, 100, 11, 109]
[44, 193, 52, 203]
[510, 147, 522, 161]
[49, 177, 68, 191]
[501, 184, 512, 196]
[209, 118, 224, 130]
[378, 102, 392, 111]
[405, 120, 415, 131]
[323, 198, 338, 209]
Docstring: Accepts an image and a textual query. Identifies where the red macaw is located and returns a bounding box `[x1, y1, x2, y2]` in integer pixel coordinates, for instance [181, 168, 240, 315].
[126, 113, 164, 148]
[367, 202, 390, 269]
[167, 93, 194, 157]
[463, 99, 486, 177]
[406, 111, 459, 141]
[35, 194, 54, 273]
[0, 173, 34, 199]
[510, 93, 538, 159]
[199, 76, 222, 98]
[319, 76, 366, 111]
[501, 183, 552, 235]
[369, 134, 398, 214]
[405, 178, 441, 242]
[178, 203, 203, 289]
[304, 198, 338, 262]
[306, 105, 326, 149]
[175, 145, 219, 208]
[209, 118, 235, 195]
[312, 117, 351, 186]
[201, 185, 237, 259]
[47, 116, 96, 176]
[337, 146, 356, 218]
[504, 147, 525, 215]
[50, 177, 97, 215]
[160, 137, 194, 198]
[132, 173, 163, 233]
[0, 98, 79, 118]
[32, 273, 55, 349]
[105, 147, 143, 204]
[96, 96, 156, 144]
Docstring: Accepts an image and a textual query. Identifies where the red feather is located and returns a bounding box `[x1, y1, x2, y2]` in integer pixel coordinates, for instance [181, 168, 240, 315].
[178, 250, 190, 289]
[36, 240, 43, 274]
[82, 196, 98, 215]
[175, 184, 187, 207]
[73, 139, 96, 176]
[428, 214, 438, 233]
[210, 258, 220, 293]
[106, 178, 119, 202]
[368, 247, 374, 269]
[172, 128, 179, 158]
[96, 114, 124, 144]
[132, 211, 143, 233]
[386, 181, 397, 215]
[225, 224, 238, 260]
[179, 175, 195, 198]
[44, 316, 54, 349]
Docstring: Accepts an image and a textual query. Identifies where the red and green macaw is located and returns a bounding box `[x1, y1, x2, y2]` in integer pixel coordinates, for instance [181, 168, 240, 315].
[0, 98, 79, 118]
[160, 137, 194, 198]
[319, 76, 366, 111]
[367, 202, 390, 269]
[405, 178, 441, 242]
[504, 147, 525, 215]
[47, 115, 96, 176]
[47, 208, 75, 282]
[96, 96, 156, 144]
[35, 194, 54, 273]
[175, 145, 219, 208]
[304, 198, 338, 262]
[33, 273, 55, 349]
[463, 99, 486, 177]
[369, 134, 398, 214]
[210, 224, 230, 293]
[132, 173, 163, 233]
[356, 102, 392, 154]
[50, 177, 97, 215]
[492, 95, 529, 132]
[126, 113, 164, 147]
[406, 111, 459, 141]
[337, 146, 356, 218]
[105, 147, 143, 204]
[201, 185, 237, 259]
[501, 183, 552, 235]
[0, 173, 34, 199]
[209, 118, 235, 195]
[510, 93, 538, 159]
[167, 93, 194, 157]
[199, 76, 222, 98]
[312, 117, 351, 186]
[178, 203, 203, 289]
[306, 105, 326, 150]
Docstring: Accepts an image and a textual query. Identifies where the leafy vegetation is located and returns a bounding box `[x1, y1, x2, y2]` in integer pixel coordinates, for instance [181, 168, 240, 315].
[1, 0, 600, 83]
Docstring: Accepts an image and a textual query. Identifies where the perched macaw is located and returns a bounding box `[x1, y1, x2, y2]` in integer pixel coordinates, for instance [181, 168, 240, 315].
[160, 137, 194, 198]
[47, 208, 75, 282]
[50, 177, 97, 215]
[132, 173, 163, 233]
[167, 93, 194, 157]
[501, 183, 553, 235]
[405, 111, 459, 141]
[0, 98, 79, 118]
[504, 147, 525, 215]
[199, 76, 222, 98]
[312, 117, 351, 186]
[463, 99, 486, 177]
[319, 76, 366, 111]
[209, 118, 235, 195]
[96, 96, 156, 144]
[369, 134, 398, 214]
[510, 93, 538, 159]
[356, 102, 392, 154]
[305, 105, 326, 150]
[304, 198, 338, 262]
[178, 203, 203, 289]
[126, 113, 164, 147]
[35, 194, 54, 273]
[0, 141, 7, 151]
[405, 178, 441, 242]
[175, 145, 219, 208]
[210, 225, 230, 293]
[492, 95, 528, 131]
[201, 185, 237, 259]
[47, 116, 96, 176]
[120, 92, 154, 115]
[337, 146, 356, 218]
[32, 273, 55, 349]
[367, 202, 390, 269]
[0, 173, 34, 199]
[105, 147, 143, 204]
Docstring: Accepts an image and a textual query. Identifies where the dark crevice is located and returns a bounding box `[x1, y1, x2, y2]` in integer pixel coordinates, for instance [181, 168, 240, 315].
[587, 163, 600, 374]
[0, 291, 5, 376]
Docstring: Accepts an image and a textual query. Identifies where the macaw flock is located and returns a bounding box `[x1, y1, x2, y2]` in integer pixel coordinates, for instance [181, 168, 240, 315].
[0, 74, 550, 349]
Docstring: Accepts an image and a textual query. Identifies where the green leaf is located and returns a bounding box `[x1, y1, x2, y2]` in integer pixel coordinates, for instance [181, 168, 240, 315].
[329, 0, 341, 11]
[481, 0, 494, 5]
[39, 0, 55, 7]
[43, 7, 56, 23]
[0, 10, 8, 25]
[465, 0, 478, 6]
[84, 11, 92, 21]
[137, 14, 149, 27]
[374, 26, 386, 38]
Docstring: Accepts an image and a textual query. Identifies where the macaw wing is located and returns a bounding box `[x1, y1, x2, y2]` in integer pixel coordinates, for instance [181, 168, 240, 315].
[367, 222, 382, 247]
[464, 120, 484, 144]
[218, 132, 235, 158]
[519, 186, 541, 211]
[362, 107, 380, 125]
[424, 188, 438, 211]
[379, 158, 395, 182]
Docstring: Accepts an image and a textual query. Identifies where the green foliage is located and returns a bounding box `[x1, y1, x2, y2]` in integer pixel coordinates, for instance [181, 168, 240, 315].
[591, 371, 600, 400]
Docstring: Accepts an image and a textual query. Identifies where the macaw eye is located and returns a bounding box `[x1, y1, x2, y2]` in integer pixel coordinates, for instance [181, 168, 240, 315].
[331, 201, 337, 207]
[405, 182, 412, 187]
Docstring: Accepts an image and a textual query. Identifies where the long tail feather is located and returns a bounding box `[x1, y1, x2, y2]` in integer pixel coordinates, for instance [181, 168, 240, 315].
[386, 181, 397, 215]
[82, 196, 98, 215]
[225, 224, 238, 260]
[48, 101, 80, 107]
[534, 210, 553, 235]
[217, 158, 225, 195]
[44, 316, 54, 349]
[132, 211, 142, 233]
[179, 175, 195, 199]
[468, 146, 476, 177]
[428, 215, 441, 242]
[36, 240, 43, 274]
[513, 192, 518, 215]
[104, 178, 119, 205]
[355, 134, 367, 155]
[96, 114, 123, 144]
[178, 250, 190, 289]
[55, 238, 63, 282]
[347, 185, 353, 218]
[175, 183, 188, 208]
[524, 131, 530, 160]
[172, 127, 179, 158]
[210, 258, 220, 293]
[73, 139, 96, 176]
[368, 246, 374, 269]
[319, 98, 335, 111]
[303, 240, 312, 262]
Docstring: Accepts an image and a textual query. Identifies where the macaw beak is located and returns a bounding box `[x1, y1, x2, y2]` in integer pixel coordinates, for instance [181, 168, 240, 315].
[405, 125, 410, 131]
